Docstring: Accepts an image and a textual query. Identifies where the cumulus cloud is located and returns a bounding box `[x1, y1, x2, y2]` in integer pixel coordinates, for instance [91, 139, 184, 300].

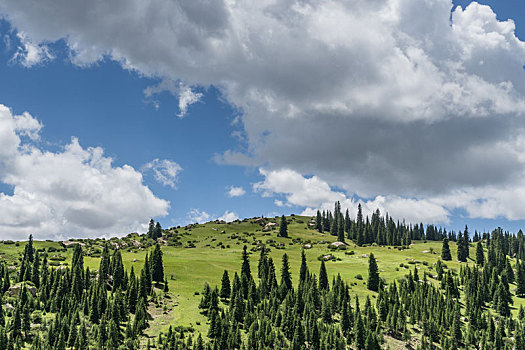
[142, 158, 182, 189]
[2, 0, 525, 220]
[10, 32, 53, 67]
[143, 79, 202, 117]
[227, 185, 245, 197]
[0, 104, 169, 240]
[186, 208, 239, 224]
[187, 208, 211, 224]
[255, 168, 450, 224]
[218, 210, 239, 222]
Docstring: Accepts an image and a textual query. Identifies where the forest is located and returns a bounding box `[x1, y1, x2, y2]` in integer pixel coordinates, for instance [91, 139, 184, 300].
[0, 204, 525, 349]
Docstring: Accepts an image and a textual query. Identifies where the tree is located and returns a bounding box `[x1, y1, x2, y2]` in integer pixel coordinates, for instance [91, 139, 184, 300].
[476, 241, 484, 266]
[148, 219, 155, 238]
[154, 222, 162, 240]
[517, 260, 525, 296]
[220, 270, 231, 299]
[280, 254, 292, 294]
[299, 250, 308, 283]
[278, 215, 288, 238]
[441, 238, 452, 261]
[367, 253, 380, 292]
[315, 210, 323, 232]
[319, 260, 329, 291]
[150, 244, 164, 284]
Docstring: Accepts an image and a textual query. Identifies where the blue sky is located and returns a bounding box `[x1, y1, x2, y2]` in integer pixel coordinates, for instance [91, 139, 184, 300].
[0, 0, 525, 239]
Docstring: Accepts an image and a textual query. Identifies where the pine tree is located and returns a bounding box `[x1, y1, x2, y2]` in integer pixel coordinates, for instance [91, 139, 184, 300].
[220, 270, 231, 299]
[150, 244, 164, 284]
[299, 250, 308, 283]
[319, 260, 329, 291]
[517, 260, 525, 296]
[278, 215, 288, 238]
[315, 210, 323, 233]
[280, 254, 292, 294]
[154, 222, 162, 240]
[476, 241, 484, 266]
[367, 253, 380, 292]
[148, 219, 155, 239]
[441, 238, 452, 261]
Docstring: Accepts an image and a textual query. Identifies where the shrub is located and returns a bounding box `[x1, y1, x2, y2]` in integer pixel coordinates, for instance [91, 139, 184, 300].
[355, 274, 363, 280]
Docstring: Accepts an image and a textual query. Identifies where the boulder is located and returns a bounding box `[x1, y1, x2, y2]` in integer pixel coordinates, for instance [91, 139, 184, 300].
[8, 284, 37, 297]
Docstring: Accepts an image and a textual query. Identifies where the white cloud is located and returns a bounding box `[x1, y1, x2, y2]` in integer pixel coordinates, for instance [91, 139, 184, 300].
[0, 104, 169, 240]
[186, 208, 239, 224]
[142, 158, 182, 189]
[256, 168, 449, 224]
[187, 208, 211, 224]
[143, 80, 202, 117]
[218, 210, 239, 222]
[10, 32, 53, 67]
[2, 1, 525, 220]
[227, 185, 245, 197]
[177, 84, 203, 118]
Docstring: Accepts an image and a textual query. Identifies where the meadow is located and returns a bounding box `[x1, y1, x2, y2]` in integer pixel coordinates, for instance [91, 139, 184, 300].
[1, 215, 523, 345]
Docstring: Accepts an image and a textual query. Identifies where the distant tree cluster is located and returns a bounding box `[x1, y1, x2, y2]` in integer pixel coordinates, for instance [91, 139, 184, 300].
[148, 219, 163, 240]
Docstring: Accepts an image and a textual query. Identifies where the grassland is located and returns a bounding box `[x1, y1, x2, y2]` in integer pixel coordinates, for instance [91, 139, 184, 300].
[1, 215, 524, 342]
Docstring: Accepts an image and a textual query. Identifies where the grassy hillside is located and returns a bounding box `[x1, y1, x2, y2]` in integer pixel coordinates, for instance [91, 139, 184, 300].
[1, 215, 524, 347]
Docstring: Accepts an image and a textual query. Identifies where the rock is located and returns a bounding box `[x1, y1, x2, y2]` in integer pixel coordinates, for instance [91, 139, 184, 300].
[422, 250, 429, 253]
[62, 240, 85, 247]
[8, 284, 37, 297]
[330, 241, 346, 248]
[361, 254, 369, 258]
[133, 259, 137, 262]
[262, 222, 278, 232]
[303, 244, 312, 249]
[323, 254, 334, 261]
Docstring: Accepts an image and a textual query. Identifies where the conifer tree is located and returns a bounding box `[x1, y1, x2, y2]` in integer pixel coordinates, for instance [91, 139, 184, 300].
[280, 254, 292, 294]
[441, 238, 452, 261]
[278, 215, 288, 238]
[220, 270, 231, 300]
[517, 260, 525, 296]
[367, 253, 379, 292]
[319, 260, 329, 291]
[148, 219, 155, 239]
[150, 244, 164, 284]
[299, 250, 308, 283]
[315, 210, 323, 233]
[476, 241, 484, 266]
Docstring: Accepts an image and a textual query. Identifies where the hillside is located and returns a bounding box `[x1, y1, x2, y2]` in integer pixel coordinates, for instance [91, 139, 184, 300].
[0, 214, 524, 349]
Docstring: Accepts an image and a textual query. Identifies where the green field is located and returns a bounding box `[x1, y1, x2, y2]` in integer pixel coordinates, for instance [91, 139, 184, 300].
[1, 215, 524, 344]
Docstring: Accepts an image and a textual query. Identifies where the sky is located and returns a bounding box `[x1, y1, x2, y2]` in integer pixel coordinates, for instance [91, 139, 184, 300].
[0, 0, 525, 240]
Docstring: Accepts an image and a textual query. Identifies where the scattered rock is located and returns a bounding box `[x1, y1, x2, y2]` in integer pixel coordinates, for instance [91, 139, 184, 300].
[262, 222, 278, 232]
[8, 284, 37, 297]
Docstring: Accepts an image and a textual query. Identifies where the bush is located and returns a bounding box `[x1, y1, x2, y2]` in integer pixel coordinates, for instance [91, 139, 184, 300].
[355, 274, 363, 280]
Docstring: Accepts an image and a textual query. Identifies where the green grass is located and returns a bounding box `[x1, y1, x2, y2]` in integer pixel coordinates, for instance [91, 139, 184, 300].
[2, 215, 525, 339]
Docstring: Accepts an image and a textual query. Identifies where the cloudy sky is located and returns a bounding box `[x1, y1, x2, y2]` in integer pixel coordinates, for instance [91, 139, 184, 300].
[0, 0, 524, 240]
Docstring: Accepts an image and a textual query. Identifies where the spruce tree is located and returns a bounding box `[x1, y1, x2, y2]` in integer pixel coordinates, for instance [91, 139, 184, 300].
[150, 244, 164, 284]
[476, 241, 484, 266]
[299, 250, 308, 283]
[441, 238, 452, 261]
[367, 253, 380, 292]
[278, 215, 288, 238]
[280, 254, 292, 294]
[220, 270, 231, 300]
[319, 260, 329, 291]
[148, 219, 155, 239]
